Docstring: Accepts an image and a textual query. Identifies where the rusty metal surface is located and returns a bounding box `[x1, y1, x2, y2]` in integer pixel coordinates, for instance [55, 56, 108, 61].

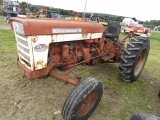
[49, 71, 80, 86]
[17, 59, 55, 79]
[31, 35, 52, 70]
[10, 17, 105, 36]
[101, 53, 115, 61]
[134, 49, 148, 76]
[77, 92, 99, 117]
[17, 37, 124, 80]
[12, 18, 127, 82]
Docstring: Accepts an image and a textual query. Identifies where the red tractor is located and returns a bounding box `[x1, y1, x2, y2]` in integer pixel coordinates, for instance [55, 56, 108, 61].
[10, 16, 150, 120]
[122, 24, 151, 37]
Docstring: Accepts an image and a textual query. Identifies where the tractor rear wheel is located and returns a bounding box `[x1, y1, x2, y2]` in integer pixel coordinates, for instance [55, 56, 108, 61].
[119, 36, 150, 82]
[62, 77, 103, 120]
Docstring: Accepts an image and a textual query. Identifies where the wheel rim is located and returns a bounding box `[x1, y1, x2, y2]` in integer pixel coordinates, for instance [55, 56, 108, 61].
[77, 91, 99, 118]
[134, 49, 148, 76]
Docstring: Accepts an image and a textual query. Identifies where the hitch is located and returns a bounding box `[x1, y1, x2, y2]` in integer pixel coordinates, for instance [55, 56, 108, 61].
[49, 66, 80, 86]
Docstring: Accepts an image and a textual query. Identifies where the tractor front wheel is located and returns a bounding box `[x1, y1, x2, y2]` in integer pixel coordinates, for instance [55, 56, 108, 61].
[119, 36, 150, 82]
[130, 112, 160, 120]
[62, 77, 103, 120]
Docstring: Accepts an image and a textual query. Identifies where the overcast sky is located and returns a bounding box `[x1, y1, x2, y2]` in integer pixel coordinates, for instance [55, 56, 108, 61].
[19, 0, 159, 21]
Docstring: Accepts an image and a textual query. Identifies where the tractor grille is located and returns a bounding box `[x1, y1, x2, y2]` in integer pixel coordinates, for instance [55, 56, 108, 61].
[15, 33, 33, 70]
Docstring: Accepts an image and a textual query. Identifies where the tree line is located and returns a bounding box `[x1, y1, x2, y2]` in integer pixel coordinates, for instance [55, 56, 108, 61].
[1, 1, 160, 27]
[19, 2, 126, 22]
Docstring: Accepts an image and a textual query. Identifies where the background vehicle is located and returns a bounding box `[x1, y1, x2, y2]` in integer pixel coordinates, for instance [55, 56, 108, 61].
[27, 6, 47, 18]
[47, 11, 61, 18]
[27, 5, 61, 18]
[2, 0, 22, 23]
[120, 17, 138, 26]
[122, 24, 151, 37]
[90, 14, 108, 26]
[10, 16, 150, 120]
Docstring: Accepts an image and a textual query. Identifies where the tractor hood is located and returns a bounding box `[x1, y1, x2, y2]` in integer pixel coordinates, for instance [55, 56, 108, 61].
[10, 17, 105, 36]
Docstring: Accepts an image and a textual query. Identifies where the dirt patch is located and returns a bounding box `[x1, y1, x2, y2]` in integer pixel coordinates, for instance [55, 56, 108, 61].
[0, 76, 73, 120]
[0, 65, 159, 120]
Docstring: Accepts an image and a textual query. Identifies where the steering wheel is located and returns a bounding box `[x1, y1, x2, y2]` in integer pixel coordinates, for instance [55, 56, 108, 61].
[90, 15, 109, 27]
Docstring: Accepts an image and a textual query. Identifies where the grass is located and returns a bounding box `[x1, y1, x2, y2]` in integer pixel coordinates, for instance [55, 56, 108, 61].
[0, 15, 5, 21]
[150, 30, 160, 40]
[142, 30, 160, 80]
[0, 16, 160, 120]
[0, 29, 20, 79]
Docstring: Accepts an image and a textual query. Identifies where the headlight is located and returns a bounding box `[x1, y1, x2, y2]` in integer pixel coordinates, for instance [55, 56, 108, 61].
[12, 21, 25, 35]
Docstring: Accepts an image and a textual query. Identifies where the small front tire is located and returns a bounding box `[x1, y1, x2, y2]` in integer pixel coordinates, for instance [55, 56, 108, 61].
[62, 77, 103, 120]
[130, 112, 160, 120]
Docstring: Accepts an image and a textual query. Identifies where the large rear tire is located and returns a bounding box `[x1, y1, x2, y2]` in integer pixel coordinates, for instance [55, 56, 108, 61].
[62, 77, 103, 120]
[119, 36, 150, 82]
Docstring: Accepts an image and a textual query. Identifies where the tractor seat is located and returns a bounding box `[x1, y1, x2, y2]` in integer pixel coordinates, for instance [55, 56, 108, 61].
[105, 22, 121, 41]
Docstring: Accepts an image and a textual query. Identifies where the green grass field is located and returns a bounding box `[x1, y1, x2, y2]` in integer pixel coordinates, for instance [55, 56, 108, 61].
[0, 16, 160, 120]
